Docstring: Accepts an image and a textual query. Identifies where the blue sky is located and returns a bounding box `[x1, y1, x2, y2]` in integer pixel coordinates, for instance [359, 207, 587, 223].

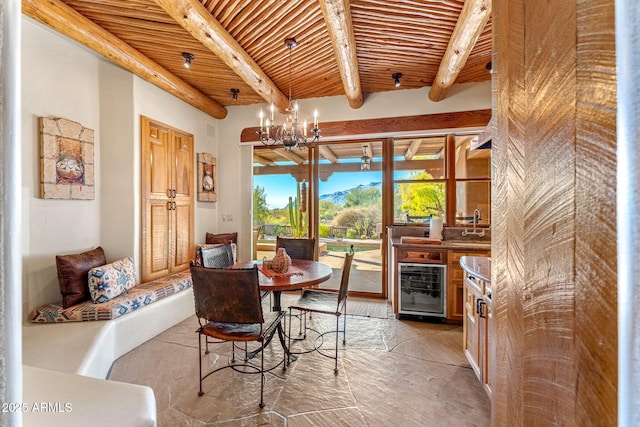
[255, 170, 383, 209]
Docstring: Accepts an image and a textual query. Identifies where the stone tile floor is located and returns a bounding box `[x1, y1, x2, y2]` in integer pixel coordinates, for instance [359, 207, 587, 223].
[108, 298, 490, 426]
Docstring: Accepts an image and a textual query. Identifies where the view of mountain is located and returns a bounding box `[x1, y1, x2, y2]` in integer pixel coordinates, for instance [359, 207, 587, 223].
[318, 181, 382, 206]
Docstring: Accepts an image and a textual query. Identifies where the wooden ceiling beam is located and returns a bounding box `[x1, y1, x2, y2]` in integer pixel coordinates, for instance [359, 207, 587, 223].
[429, 0, 492, 102]
[319, 0, 364, 109]
[405, 140, 422, 160]
[241, 109, 491, 142]
[276, 149, 307, 165]
[22, 0, 228, 119]
[254, 159, 443, 176]
[253, 153, 275, 166]
[318, 145, 338, 163]
[153, 0, 289, 111]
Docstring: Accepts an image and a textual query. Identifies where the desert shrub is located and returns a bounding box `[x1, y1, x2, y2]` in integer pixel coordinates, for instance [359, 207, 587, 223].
[333, 207, 365, 228]
[346, 228, 358, 239]
[319, 224, 331, 238]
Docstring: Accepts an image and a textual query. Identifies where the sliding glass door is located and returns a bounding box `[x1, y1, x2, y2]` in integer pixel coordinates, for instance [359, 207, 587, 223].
[252, 141, 384, 296]
[314, 141, 384, 295]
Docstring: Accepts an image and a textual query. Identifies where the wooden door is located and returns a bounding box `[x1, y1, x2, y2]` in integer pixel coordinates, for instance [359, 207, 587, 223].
[141, 117, 194, 282]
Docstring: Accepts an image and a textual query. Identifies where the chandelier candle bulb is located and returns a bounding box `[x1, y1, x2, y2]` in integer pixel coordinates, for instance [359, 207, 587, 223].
[303, 120, 307, 137]
[270, 103, 275, 122]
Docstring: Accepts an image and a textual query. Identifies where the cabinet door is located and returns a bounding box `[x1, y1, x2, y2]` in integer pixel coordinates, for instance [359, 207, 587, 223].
[142, 122, 172, 279]
[463, 275, 482, 380]
[482, 293, 494, 399]
[171, 131, 194, 273]
[141, 117, 194, 281]
[447, 250, 467, 323]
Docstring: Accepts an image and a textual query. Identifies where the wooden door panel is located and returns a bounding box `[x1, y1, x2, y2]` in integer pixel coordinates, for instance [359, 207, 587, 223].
[173, 133, 193, 197]
[148, 125, 171, 197]
[145, 202, 170, 279]
[172, 202, 193, 272]
[463, 277, 481, 380]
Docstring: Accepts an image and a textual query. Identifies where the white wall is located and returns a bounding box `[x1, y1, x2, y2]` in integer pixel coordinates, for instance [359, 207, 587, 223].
[21, 18, 220, 318]
[22, 18, 104, 316]
[218, 81, 492, 260]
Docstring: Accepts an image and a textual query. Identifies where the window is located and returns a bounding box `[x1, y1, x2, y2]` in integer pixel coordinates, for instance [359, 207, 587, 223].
[393, 136, 447, 224]
[454, 137, 491, 226]
[393, 135, 491, 226]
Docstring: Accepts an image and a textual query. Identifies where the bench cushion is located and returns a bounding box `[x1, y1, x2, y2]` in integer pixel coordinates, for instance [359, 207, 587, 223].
[30, 271, 192, 323]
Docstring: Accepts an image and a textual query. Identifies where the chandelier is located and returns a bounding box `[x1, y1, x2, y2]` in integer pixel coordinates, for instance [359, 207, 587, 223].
[256, 38, 321, 151]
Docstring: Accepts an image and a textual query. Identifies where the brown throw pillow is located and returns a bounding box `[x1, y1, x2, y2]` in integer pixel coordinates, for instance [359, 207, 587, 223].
[56, 246, 106, 308]
[205, 232, 237, 246]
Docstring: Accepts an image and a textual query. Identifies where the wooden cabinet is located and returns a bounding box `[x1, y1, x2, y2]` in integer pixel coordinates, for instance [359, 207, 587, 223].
[397, 247, 445, 264]
[447, 249, 489, 323]
[463, 270, 493, 398]
[141, 117, 194, 282]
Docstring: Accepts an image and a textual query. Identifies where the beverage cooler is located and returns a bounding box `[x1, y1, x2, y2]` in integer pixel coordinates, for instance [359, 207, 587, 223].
[398, 263, 447, 317]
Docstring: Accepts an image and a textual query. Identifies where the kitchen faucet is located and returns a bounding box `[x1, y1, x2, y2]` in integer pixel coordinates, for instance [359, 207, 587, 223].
[461, 209, 485, 237]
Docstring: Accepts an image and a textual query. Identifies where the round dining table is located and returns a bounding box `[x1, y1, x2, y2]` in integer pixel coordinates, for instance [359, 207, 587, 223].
[231, 258, 333, 312]
[230, 258, 332, 362]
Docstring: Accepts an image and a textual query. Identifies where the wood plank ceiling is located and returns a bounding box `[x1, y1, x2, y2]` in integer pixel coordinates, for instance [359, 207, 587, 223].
[23, 0, 492, 120]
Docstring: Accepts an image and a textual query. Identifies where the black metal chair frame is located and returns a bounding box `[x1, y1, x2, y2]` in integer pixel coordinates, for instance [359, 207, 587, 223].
[190, 263, 287, 408]
[287, 245, 354, 373]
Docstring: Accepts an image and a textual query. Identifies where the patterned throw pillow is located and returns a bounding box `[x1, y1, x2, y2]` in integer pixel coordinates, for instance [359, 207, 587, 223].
[87, 257, 137, 303]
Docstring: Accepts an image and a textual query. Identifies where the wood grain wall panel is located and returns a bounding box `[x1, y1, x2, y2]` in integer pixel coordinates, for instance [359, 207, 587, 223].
[493, 0, 617, 425]
[522, 1, 577, 424]
[492, 0, 526, 425]
[575, 0, 617, 425]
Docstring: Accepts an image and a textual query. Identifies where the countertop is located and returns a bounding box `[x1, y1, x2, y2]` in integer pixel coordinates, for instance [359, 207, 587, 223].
[459, 256, 491, 283]
[390, 237, 492, 251]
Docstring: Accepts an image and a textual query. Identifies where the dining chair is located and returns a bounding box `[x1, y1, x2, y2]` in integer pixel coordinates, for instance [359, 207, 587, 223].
[190, 263, 286, 408]
[276, 236, 316, 260]
[201, 242, 269, 304]
[200, 243, 234, 268]
[275, 236, 316, 334]
[287, 245, 354, 373]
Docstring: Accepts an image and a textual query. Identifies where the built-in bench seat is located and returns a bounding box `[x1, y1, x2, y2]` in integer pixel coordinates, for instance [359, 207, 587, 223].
[29, 271, 192, 323]
[22, 271, 196, 427]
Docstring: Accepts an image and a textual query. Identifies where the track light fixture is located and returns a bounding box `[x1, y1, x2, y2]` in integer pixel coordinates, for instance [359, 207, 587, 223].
[392, 72, 403, 88]
[231, 88, 239, 100]
[182, 52, 195, 69]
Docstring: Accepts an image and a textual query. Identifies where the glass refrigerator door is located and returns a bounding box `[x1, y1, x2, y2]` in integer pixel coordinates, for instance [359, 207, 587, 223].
[399, 263, 446, 316]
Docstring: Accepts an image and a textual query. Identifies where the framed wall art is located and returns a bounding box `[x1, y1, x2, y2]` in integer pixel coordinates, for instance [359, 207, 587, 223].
[197, 152, 217, 202]
[40, 117, 95, 200]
